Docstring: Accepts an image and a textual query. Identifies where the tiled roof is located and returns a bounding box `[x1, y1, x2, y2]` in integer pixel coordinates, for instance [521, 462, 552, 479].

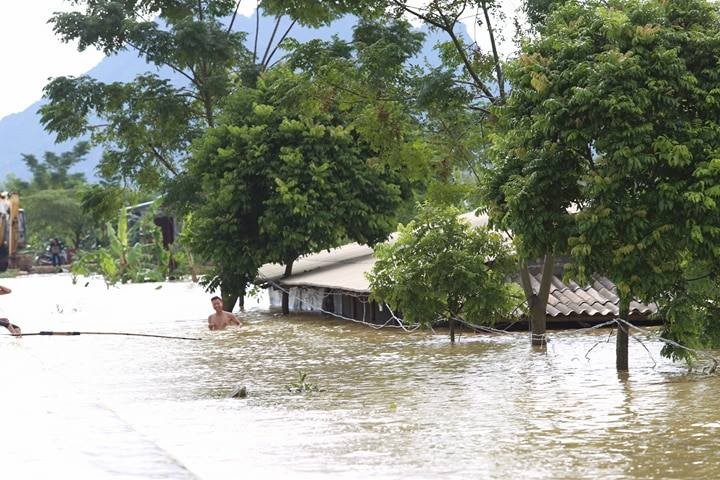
[534, 273, 657, 318]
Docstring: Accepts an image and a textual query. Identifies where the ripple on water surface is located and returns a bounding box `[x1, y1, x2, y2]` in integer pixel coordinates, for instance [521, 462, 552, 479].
[0, 275, 719, 479]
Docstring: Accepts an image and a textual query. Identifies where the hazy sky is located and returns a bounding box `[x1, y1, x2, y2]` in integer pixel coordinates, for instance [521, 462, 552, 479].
[0, 1, 104, 120]
[0, 1, 522, 121]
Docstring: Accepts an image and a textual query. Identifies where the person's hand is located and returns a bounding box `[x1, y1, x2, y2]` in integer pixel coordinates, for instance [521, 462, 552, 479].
[0, 318, 20, 336]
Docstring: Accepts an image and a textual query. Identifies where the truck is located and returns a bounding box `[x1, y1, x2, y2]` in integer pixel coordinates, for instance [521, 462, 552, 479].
[0, 192, 27, 271]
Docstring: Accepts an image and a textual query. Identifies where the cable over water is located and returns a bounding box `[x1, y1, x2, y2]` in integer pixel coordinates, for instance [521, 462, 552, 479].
[1, 331, 202, 340]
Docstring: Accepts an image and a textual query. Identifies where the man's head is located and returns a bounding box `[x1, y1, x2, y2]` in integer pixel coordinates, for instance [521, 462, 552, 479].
[211, 296, 223, 312]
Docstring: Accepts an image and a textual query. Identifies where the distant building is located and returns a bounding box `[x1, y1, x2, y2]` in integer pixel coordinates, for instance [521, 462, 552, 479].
[126, 199, 179, 248]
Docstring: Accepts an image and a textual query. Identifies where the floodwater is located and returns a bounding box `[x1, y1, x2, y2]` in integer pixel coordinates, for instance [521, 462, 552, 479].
[1, 274, 719, 479]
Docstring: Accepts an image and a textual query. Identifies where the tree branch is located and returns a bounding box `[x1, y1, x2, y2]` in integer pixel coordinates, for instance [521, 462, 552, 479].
[253, 1, 260, 64]
[149, 145, 179, 176]
[450, 0, 469, 25]
[227, 0, 242, 34]
[519, 259, 535, 301]
[481, 0, 505, 99]
[446, 34, 495, 100]
[263, 18, 296, 69]
[432, 4, 497, 101]
[467, 104, 491, 114]
[260, 15, 283, 68]
[389, 1, 444, 29]
[267, 53, 290, 70]
[537, 253, 555, 307]
[125, 40, 199, 90]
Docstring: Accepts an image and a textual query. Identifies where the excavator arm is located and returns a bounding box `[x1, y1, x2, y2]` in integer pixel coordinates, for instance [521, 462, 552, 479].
[0, 193, 25, 272]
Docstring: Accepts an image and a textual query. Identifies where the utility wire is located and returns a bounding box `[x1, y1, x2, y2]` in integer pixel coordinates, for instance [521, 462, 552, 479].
[2, 331, 201, 341]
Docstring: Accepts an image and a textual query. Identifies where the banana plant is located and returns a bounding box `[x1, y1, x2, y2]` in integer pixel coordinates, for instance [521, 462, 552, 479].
[72, 206, 171, 286]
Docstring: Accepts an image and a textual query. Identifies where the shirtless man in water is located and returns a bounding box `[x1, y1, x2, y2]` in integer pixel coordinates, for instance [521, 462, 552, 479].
[208, 296, 242, 330]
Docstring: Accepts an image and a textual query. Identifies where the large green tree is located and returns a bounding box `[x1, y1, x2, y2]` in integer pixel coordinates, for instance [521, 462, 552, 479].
[40, 0, 378, 185]
[41, 1, 251, 187]
[491, 0, 720, 368]
[40, 0, 372, 304]
[364, 0, 566, 345]
[176, 66, 413, 310]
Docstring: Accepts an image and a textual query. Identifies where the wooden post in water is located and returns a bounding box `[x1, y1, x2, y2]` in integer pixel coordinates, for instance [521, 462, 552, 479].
[281, 260, 294, 315]
[238, 292, 245, 310]
[449, 317, 456, 344]
[616, 298, 630, 371]
[281, 290, 290, 315]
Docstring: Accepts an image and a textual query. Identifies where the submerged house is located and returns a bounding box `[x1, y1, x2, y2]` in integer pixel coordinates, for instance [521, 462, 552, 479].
[257, 213, 657, 329]
[126, 199, 180, 248]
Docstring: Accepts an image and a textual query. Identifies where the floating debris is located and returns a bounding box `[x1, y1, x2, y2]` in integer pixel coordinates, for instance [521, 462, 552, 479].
[287, 371, 322, 394]
[230, 385, 247, 398]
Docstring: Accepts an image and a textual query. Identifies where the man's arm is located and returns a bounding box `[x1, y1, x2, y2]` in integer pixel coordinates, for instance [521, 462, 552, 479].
[0, 318, 20, 335]
[227, 312, 241, 326]
[0, 285, 11, 295]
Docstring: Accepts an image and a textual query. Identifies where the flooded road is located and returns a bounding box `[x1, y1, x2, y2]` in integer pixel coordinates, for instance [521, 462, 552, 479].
[1, 274, 719, 479]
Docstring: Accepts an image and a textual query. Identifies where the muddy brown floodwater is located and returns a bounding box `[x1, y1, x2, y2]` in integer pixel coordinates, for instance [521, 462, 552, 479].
[1, 274, 719, 479]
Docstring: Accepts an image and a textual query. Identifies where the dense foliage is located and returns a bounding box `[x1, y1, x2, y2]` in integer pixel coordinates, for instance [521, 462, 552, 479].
[37, 0, 720, 365]
[41, 2, 432, 302]
[492, 0, 720, 361]
[1, 142, 96, 250]
[72, 205, 172, 285]
[176, 66, 413, 297]
[368, 205, 520, 341]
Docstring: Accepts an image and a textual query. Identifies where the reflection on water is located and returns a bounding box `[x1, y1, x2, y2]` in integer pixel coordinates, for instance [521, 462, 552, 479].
[1, 274, 719, 479]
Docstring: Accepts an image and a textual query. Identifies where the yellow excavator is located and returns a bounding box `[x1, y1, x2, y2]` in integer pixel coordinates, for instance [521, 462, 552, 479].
[0, 192, 26, 271]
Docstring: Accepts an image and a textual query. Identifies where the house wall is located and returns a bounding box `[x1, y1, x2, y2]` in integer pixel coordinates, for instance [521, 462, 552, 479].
[269, 286, 392, 325]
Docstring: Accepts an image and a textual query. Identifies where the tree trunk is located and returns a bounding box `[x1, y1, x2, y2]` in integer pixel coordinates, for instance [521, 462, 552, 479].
[529, 301, 547, 347]
[616, 297, 630, 371]
[449, 317, 456, 344]
[222, 291, 239, 313]
[221, 286, 245, 312]
[281, 260, 294, 315]
[519, 254, 554, 347]
[219, 272, 246, 313]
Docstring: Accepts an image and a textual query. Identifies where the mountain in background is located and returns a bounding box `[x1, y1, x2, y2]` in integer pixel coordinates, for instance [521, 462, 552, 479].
[0, 13, 453, 181]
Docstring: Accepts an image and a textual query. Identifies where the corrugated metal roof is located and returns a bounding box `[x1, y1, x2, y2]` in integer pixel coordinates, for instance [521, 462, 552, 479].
[263, 253, 375, 293]
[273, 265, 656, 318]
[258, 212, 490, 284]
[257, 242, 375, 283]
[538, 273, 656, 318]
